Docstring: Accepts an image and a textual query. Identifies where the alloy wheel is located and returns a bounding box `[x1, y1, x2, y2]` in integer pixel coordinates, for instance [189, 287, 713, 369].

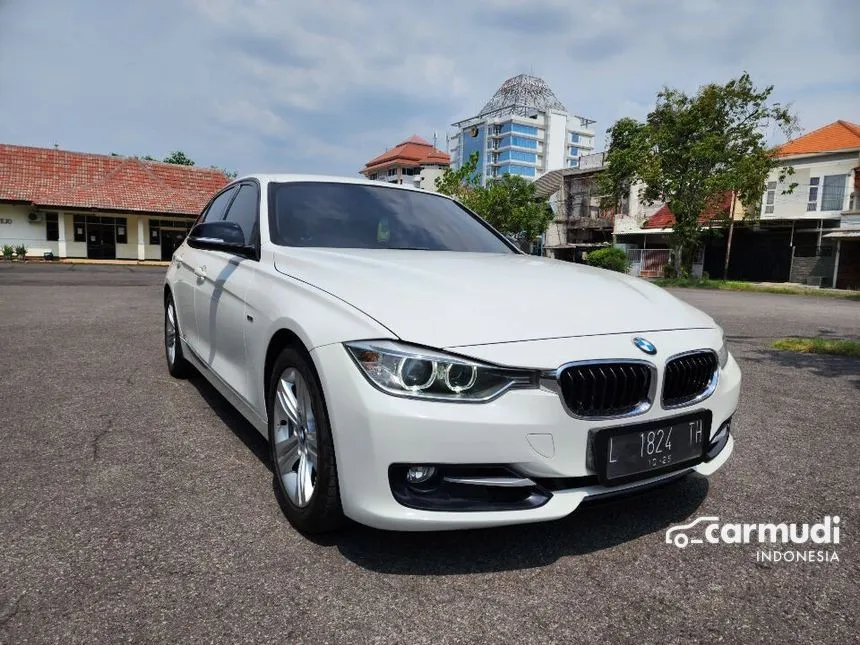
[165, 302, 177, 365]
[273, 368, 318, 507]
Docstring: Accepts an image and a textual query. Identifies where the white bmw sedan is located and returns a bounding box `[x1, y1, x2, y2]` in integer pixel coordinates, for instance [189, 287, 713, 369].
[164, 175, 740, 533]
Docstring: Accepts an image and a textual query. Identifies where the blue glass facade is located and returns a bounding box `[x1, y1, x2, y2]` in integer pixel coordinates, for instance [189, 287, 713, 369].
[569, 132, 579, 143]
[498, 122, 539, 136]
[568, 146, 580, 157]
[500, 135, 537, 149]
[498, 150, 537, 163]
[461, 125, 486, 182]
[497, 165, 536, 177]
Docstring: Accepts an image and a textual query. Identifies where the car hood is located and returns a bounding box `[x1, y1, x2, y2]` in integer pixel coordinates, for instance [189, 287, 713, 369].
[272, 248, 716, 348]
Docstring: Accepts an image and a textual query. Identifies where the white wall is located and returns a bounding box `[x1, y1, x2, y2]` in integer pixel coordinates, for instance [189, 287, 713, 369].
[0, 204, 58, 257]
[0, 206, 184, 260]
[414, 166, 445, 191]
[612, 182, 662, 234]
[544, 110, 569, 174]
[762, 151, 857, 220]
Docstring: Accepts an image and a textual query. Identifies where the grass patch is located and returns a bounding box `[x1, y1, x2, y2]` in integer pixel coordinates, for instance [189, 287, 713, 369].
[653, 277, 860, 301]
[771, 337, 860, 358]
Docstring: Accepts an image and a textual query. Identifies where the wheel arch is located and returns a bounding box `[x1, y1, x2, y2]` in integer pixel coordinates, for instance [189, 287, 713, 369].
[263, 328, 318, 412]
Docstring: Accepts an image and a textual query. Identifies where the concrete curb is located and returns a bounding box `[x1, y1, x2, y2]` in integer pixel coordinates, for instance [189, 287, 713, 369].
[58, 259, 170, 267]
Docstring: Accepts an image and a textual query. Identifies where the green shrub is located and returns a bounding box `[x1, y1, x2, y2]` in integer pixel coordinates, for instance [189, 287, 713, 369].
[2, 244, 13, 259]
[14, 244, 27, 260]
[586, 246, 630, 273]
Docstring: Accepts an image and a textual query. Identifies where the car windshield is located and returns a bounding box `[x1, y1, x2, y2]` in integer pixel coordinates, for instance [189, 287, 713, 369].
[268, 181, 516, 253]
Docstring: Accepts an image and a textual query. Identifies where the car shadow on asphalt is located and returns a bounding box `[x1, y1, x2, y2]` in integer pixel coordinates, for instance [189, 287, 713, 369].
[187, 374, 273, 470]
[307, 475, 710, 574]
[185, 369, 712, 574]
[745, 347, 860, 388]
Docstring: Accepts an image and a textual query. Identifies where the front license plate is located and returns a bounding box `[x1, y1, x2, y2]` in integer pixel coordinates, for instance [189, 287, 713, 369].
[591, 410, 712, 486]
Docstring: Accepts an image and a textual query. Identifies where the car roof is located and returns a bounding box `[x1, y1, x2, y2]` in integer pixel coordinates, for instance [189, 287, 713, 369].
[230, 173, 436, 195]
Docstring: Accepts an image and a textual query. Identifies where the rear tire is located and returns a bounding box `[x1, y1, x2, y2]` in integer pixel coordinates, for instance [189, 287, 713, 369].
[268, 346, 344, 533]
[165, 293, 193, 379]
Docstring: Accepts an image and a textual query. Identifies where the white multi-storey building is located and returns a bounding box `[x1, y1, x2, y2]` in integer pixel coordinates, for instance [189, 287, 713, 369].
[360, 135, 450, 191]
[448, 74, 595, 186]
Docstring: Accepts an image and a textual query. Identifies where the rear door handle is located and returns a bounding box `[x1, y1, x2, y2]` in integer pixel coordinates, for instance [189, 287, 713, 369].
[194, 265, 207, 279]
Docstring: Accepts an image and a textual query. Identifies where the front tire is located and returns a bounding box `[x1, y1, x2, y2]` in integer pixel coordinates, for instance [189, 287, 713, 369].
[268, 347, 344, 533]
[164, 293, 193, 378]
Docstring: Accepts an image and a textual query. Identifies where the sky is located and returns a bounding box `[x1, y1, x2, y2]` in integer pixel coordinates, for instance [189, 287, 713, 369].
[0, 0, 857, 177]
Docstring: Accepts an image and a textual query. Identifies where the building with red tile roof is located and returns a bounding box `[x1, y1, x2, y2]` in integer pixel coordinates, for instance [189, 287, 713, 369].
[0, 144, 229, 260]
[360, 135, 450, 190]
[776, 120, 860, 157]
[642, 192, 738, 229]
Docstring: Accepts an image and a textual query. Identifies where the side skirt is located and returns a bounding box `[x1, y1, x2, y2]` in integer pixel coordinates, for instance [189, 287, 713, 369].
[183, 342, 269, 438]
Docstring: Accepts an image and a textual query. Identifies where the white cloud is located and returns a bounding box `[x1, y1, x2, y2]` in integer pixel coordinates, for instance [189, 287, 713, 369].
[0, 0, 856, 175]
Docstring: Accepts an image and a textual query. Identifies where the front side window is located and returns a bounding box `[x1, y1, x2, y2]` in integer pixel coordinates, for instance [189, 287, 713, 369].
[268, 182, 516, 253]
[222, 183, 259, 245]
[821, 175, 847, 211]
[201, 186, 238, 223]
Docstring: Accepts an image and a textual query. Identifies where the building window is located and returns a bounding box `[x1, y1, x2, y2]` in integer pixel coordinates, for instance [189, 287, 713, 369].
[821, 175, 847, 211]
[570, 133, 579, 143]
[807, 177, 819, 211]
[116, 218, 128, 244]
[150, 220, 160, 244]
[387, 168, 397, 177]
[369, 173, 378, 180]
[45, 212, 59, 241]
[73, 215, 86, 242]
[764, 181, 776, 214]
[511, 123, 538, 136]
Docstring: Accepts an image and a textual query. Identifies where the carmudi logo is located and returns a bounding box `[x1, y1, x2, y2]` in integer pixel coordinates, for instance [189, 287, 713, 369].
[665, 515, 841, 563]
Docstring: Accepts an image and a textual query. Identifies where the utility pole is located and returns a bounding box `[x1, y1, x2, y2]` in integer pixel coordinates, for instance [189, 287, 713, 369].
[722, 190, 737, 280]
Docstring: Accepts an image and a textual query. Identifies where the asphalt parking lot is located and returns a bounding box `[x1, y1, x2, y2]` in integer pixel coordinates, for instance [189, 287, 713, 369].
[1, 263, 858, 645]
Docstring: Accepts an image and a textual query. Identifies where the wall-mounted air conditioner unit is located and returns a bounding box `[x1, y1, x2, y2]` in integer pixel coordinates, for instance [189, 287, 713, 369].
[28, 212, 45, 223]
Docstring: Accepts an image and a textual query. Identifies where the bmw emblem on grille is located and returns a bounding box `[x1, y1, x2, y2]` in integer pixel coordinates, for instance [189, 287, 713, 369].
[632, 337, 657, 355]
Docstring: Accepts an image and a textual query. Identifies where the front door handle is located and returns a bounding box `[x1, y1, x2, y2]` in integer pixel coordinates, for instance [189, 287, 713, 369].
[194, 265, 207, 279]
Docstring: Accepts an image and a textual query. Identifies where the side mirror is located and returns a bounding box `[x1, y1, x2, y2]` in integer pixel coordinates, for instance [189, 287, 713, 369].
[187, 221, 255, 258]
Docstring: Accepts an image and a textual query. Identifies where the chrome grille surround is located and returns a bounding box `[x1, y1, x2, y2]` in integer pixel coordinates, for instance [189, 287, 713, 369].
[543, 359, 658, 420]
[662, 349, 720, 409]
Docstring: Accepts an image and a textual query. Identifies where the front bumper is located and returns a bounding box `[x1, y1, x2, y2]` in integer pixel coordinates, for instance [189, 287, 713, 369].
[312, 328, 740, 531]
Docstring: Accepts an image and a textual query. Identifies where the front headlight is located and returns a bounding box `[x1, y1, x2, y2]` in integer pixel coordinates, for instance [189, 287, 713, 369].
[717, 330, 729, 369]
[344, 340, 538, 402]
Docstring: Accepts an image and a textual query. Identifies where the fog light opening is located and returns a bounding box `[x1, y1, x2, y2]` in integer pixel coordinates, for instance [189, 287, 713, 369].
[705, 417, 732, 461]
[406, 465, 437, 485]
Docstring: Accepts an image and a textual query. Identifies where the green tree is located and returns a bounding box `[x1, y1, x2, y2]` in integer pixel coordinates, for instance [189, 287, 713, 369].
[475, 174, 553, 247]
[586, 246, 630, 273]
[435, 152, 553, 248]
[162, 150, 196, 166]
[598, 72, 798, 276]
[434, 151, 482, 209]
[210, 165, 238, 179]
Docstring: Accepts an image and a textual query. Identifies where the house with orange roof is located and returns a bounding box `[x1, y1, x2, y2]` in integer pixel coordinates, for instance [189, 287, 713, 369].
[759, 120, 860, 289]
[604, 120, 860, 288]
[360, 135, 450, 191]
[0, 144, 228, 260]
